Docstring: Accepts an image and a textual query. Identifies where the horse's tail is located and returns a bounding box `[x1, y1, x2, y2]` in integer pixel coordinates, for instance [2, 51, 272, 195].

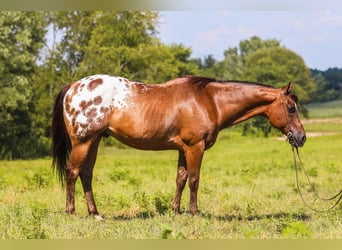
[51, 84, 72, 184]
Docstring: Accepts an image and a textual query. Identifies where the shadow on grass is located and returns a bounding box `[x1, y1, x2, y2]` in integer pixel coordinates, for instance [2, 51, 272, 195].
[111, 211, 157, 221]
[110, 209, 310, 222]
[199, 211, 311, 222]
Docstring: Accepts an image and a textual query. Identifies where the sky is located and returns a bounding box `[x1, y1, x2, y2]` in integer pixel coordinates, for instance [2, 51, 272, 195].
[156, 11, 342, 70]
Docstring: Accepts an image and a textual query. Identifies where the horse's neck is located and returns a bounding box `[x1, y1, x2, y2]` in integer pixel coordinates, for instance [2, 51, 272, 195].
[210, 83, 279, 129]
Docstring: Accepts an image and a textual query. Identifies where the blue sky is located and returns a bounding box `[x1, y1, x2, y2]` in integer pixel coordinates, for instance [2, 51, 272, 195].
[156, 11, 342, 70]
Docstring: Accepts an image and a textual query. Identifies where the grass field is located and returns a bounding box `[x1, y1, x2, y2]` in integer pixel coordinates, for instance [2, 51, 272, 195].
[0, 101, 341, 239]
[306, 99, 342, 118]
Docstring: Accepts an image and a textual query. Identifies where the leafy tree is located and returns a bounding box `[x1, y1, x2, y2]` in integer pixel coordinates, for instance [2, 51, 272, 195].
[0, 11, 47, 159]
[78, 12, 198, 83]
[323, 68, 342, 96]
[311, 68, 342, 101]
[217, 47, 244, 79]
[202, 55, 216, 69]
[74, 11, 157, 80]
[45, 11, 96, 84]
[214, 36, 280, 80]
[311, 73, 338, 102]
[239, 36, 280, 60]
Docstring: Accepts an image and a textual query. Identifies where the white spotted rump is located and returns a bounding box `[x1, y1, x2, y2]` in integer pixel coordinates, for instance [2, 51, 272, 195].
[63, 75, 133, 138]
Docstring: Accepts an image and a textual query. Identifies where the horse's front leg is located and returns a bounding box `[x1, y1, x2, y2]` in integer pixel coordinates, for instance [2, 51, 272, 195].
[184, 141, 205, 215]
[172, 150, 188, 213]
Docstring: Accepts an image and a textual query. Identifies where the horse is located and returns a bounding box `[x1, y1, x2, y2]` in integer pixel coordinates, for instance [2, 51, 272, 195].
[52, 75, 306, 218]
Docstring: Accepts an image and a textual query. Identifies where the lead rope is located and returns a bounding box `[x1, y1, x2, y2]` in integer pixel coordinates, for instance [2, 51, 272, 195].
[281, 94, 342, 211]
[291, 144, 342, 212]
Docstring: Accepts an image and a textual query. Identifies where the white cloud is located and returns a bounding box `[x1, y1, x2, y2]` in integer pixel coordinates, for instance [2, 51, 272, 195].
[158, 11, 342, 69]
[193, 25, 232, 46]
[277, 11, 342, 31]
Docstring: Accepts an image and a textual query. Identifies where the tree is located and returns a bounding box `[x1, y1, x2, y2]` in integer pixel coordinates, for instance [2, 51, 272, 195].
[239, 36, 280, 60]
[74, 11, 157, 80]
[44, 11, 96, 84]
[78, 12, 199, 83]
[311, 68, 342, 101]
[311, 73, 338, 102]
[215, 36, 280, 80]
[0, 11, 47, 159]
[323, 68, 342, 97]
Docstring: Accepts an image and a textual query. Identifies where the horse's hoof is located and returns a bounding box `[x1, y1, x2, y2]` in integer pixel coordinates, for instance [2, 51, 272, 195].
[94, 214, 104, 220]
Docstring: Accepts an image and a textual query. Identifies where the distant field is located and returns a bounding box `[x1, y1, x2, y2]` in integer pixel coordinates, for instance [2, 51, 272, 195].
[306, 99, 342, 118]
[0, 101, 341, 239]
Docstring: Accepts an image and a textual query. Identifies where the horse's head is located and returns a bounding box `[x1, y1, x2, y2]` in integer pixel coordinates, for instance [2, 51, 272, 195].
[267, 83, 306, 147]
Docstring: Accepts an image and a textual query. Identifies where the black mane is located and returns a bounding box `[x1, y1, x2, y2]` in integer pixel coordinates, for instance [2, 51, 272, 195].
[185, 75, 276, 89]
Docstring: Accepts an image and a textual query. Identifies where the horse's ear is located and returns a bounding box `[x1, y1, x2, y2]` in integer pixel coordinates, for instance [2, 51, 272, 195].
[282, 82, 293, 95]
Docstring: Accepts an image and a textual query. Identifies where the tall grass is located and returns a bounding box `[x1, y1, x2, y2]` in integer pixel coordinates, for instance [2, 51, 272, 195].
[0, 125, 341, 238]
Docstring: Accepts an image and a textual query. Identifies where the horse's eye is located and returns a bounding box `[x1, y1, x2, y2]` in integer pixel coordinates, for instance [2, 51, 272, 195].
[288, 106, 296, 113]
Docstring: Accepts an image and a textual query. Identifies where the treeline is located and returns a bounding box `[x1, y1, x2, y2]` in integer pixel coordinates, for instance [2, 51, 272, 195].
[0, 11, 339, 159]
[311, 68, 342, 102]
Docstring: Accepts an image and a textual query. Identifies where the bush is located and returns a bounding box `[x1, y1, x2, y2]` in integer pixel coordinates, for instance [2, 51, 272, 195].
[154, 192, 172, 214]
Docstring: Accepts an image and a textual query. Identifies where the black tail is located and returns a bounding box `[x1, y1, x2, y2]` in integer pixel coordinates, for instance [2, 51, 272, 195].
[51, 84, 72, 184]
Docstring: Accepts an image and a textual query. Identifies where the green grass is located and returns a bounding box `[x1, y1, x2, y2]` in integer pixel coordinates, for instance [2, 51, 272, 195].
[0, 100, 341, 239]
[0, 125, 341, 239]
[306, 99, 342, 118]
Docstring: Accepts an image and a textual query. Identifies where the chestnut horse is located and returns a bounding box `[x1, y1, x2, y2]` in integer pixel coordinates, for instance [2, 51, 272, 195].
[52, 75, 306, 217]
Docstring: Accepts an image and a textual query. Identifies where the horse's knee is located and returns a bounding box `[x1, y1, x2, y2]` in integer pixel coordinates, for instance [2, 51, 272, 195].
[66, 165, 79, 181]
[79, 171, 93, 192]
[176, 167, 188, 184]
[188, 175, 199, 191]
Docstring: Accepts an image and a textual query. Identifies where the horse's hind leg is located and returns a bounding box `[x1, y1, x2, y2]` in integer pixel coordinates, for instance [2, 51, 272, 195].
[65, 144, 83, 215]
[78, 137, 102, 217]
[65, 137, 101, 216]
[172, 150, 188, 213]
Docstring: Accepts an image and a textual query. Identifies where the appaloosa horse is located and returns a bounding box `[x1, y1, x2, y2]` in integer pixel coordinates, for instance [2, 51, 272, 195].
[52, 75, 306, 217]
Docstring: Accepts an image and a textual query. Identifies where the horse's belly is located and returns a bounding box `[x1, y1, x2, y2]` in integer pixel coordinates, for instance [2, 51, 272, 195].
[109, 131, 175, 150]
[106, 119, 175, 150]
[106, 105, 179, 150]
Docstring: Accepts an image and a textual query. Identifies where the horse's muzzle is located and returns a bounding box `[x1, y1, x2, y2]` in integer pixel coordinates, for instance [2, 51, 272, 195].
[287, 131, 306, 147]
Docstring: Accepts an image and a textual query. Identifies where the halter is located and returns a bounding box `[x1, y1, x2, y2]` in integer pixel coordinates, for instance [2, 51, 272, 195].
[280, 93, 296, 146]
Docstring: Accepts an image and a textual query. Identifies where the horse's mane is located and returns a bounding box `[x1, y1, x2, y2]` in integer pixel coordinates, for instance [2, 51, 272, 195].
[184, 75, 276, 89]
